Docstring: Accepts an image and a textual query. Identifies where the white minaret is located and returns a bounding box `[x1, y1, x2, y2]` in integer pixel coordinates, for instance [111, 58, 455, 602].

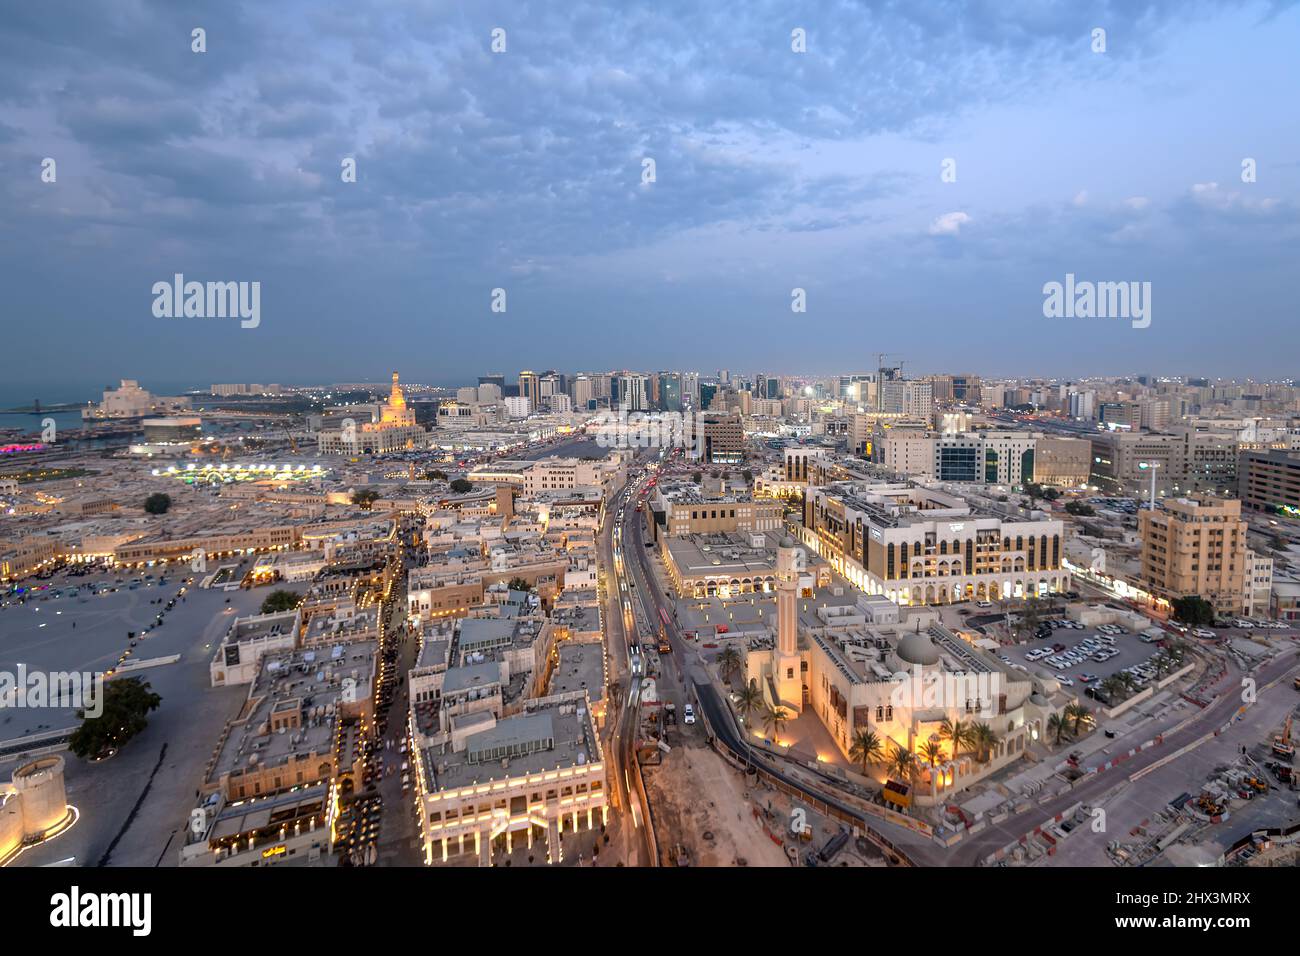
[774, 537, 803, 713]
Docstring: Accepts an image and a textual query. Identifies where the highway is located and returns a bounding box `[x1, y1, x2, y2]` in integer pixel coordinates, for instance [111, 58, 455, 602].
[945, 644, 1300, 864]
[597, 453, 657, 866]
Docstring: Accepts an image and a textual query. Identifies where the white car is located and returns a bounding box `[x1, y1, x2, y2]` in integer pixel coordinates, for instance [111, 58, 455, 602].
[683, 703, 696, 725]
[1057, 676, 1075, 687]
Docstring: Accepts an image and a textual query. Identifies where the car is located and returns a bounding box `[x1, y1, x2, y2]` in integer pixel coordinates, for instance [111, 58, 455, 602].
[1078, 673, 1098, 683]
[1057, 676, 1075, 687]
[683, 704, 696, 725]
[975, 601, 992, 608]
[1052, 643, 1066, 652]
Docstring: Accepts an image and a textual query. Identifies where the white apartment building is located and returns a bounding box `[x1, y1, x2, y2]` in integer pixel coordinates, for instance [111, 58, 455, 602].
[412, 691, 606, 866]
[504, 396, 532, 418]
[1245, 549, 1274, 618]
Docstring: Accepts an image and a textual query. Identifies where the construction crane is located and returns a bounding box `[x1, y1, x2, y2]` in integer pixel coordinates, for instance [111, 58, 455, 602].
[283, 426, 299, 454]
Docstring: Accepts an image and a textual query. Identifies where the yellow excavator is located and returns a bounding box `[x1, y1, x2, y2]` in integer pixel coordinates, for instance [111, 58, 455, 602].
[1273, 714, 1294, 759]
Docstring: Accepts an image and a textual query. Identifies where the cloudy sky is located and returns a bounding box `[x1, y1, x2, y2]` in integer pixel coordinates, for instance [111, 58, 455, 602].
[1, 0, 1297, 393]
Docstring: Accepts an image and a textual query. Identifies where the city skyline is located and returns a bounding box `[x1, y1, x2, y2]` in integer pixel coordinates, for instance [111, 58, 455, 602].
[4, 0, 1300, 919]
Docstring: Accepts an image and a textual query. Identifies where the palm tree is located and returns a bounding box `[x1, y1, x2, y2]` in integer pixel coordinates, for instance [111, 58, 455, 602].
[939, 716, 972, 762]
[716, 647, 742, 685]
[920, 738, 945, 767]
[1117, 671, 1138, 695]
[734, 681, 763, 726]
[1047, 713, 1067, 745]
[761, 705, 789, 743]
[886, 742, 917, 782]
[848, 728, 885, 775]
[1100, 675, 1126, 703]
[1064, 702, 1091, 736]
[971, 722, 1001, 762]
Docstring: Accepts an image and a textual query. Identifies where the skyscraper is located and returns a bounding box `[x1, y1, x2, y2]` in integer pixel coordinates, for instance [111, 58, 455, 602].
[518, 370, 540, 409]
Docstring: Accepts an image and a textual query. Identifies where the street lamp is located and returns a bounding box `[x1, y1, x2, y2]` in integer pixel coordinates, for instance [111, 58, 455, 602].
[1137, 461, 1160, 510]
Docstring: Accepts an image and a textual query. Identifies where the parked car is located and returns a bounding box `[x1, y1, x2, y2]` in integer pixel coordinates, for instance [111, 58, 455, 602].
[683, 704, 696, 725]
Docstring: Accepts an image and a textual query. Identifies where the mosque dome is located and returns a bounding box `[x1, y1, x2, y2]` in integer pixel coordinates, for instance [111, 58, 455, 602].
[896, 631, 941, 667]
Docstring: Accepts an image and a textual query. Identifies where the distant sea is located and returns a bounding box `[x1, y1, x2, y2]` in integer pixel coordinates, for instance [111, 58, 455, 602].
[0, 376, 470, 437]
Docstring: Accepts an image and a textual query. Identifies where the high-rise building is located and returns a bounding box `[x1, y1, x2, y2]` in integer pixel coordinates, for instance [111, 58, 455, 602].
[880, 379, 933, 420]
[572, 375, 594, 410]
[1032, 436, 1091, 487]
[1139, 496, 1246, 616]
[615, 374, 648, 411]
[700, 412, 743, 463]
[1238, 449, 1300, 516]
[657, 372, 682, 411]
[518, 370, 540, 409]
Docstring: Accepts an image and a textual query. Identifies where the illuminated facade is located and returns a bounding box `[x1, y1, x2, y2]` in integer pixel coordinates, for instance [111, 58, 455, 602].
[412, 691, 606, 865]
[801, 482, 1068, 604]
[318, 371, 428, 455]
[1138, 496, 1246, 616]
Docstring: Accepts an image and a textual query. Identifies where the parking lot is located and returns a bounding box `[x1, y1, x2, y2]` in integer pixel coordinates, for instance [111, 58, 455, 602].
[1, 560, 274, 866]
[998, 619, 1180, 694]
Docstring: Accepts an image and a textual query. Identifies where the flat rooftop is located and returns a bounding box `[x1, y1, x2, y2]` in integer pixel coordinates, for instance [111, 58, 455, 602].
[210, 641, 376, 783]
[422, 696, 600, 792]
[547, 641, 605, 704]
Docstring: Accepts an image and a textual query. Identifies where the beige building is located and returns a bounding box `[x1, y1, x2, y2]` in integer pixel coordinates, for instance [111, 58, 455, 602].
[745, 543, 1065, 805]
[648, 484, 784, 538]
[412, 691, 606, 865]
[1138, 497, 1246, 616]
[1032, 436, 1092, 487]
[802, 481, 1068, 605]
[318, 372, 428, 455]
[701, 412, 744, 463]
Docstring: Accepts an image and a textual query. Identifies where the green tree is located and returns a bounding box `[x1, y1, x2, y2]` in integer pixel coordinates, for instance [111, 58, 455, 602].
[449, 477, 473, 493]
[1064, 501, 1095, 517]
[1171, 595, 1215, 627]
[1046, 713, 1067, 745]
[939, 716, 972, 762]
[761, 705, 789, 742]
[716, 647, 742, 684]
[1099, 675, 1123, 701]
[68, 677, 162, 760]
[920, 738, 945, 767]
[848, 728, 885, 774]
[1064, 702, 1091, 736]
[970, 722, 1001, 762]
[350, 488, 381, 509]
[260, 589, 300, 615]
[734, 681, 763, 726]
[886, 742, 918, 782]
[425, 469, 447, 481]
[143, 492, 171, 515]
[506, 577, 533, 593]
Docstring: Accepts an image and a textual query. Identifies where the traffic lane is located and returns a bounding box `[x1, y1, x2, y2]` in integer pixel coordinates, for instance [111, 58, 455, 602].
[951, 652, 1299, 863]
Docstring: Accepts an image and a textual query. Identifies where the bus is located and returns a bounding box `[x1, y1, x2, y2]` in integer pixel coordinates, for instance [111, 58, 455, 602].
[658, 607, 672, 653]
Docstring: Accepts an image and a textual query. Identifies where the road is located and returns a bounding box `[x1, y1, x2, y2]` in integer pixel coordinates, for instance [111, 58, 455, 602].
[948, 645, 1300, 864]
[615, 475, 918, 865]
[613, 482, 1300, 868]
[597, 454, 657, 866]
